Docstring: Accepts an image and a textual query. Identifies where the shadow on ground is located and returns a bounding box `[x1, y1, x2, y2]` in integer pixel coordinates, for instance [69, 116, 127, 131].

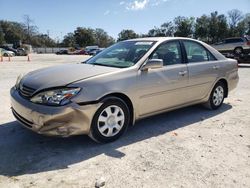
[0, 104, 231, 176]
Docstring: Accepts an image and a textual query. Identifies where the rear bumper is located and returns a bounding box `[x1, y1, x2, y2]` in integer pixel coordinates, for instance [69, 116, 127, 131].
[228, 71, 239, 92]
[10, 87, 101, 137]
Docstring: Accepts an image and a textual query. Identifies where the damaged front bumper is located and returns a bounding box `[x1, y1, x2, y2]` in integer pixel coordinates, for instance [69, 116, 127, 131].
[10, 87, 101, 137]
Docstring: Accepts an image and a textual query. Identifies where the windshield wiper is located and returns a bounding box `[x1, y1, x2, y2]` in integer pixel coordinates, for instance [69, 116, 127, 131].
[90, 63, 122, 68]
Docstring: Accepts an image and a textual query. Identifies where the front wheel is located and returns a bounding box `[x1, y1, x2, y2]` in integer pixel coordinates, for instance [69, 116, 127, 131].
[204, 82, 225, 110]
[89, 97, 130, 143]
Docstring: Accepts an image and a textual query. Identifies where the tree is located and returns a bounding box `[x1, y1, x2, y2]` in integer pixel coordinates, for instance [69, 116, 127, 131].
[236, 13, 250, 36]
[161, 22, 174, 36]
[117, 29, 138, 41]
[195, 15, 210, 42]
[0, 25, 5, 45]
[228, 9, 243, 29]
[148, 27, 164, 37]
[22, 15, 38, 44]
[173, 16, 195, 37]
[148, 22, 174, 37]
[0, 21, 25, 44]
[74, 27, 95, 47]
[94, 28, 115, 47]
[62, 32, 76, 47]
[207, 11, 230, 43]
[227, 9, 244, 36]
[244, 13, 250, 35]
[216, 14, 229, 41]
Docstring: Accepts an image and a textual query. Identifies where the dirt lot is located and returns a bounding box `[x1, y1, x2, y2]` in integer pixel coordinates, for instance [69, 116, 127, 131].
[0, 54, 249, 188]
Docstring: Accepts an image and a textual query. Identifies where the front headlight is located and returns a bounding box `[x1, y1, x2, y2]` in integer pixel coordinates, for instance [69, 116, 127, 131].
[30, 87, 81, 106]
[15, 74, 23, 89]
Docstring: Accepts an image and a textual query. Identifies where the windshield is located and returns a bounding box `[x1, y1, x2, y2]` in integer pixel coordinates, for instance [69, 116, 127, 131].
[86, 41, 155, 68]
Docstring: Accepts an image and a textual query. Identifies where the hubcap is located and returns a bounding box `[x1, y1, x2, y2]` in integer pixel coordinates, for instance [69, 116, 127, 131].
[235, 48, 242, 54]
[97, 105, 125, 137]
[213, 86, 224, 106]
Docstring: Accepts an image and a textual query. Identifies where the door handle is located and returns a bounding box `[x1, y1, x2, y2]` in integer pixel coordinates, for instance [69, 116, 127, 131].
[179, 70, 187, 76]
[213, 65, 219, 70]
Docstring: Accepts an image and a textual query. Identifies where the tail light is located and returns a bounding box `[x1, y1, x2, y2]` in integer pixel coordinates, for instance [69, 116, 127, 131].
[247, 41, 250, 45]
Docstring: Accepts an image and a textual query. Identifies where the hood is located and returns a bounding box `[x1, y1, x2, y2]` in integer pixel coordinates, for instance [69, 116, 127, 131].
[21, 64, 118, 90]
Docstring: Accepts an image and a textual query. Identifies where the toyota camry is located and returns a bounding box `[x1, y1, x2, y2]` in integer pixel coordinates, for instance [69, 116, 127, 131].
[10, 37, 239, 143]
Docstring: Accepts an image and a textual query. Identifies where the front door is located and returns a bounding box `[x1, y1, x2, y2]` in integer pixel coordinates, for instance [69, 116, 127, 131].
[137, 40, 189, 116]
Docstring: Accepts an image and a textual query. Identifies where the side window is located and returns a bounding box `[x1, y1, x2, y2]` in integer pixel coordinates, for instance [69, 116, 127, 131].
[236, 38, 244, 42]
[149, 41, 182, 66]
[225, 38, 243, 43]
[225, 39, 232, 43]
[183, 41, 216, 63]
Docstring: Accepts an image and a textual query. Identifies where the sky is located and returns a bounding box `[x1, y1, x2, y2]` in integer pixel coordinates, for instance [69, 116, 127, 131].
[0, 0, 250, 40]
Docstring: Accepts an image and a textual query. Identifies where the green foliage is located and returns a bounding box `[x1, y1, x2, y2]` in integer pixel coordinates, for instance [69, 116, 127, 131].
[145, 9, 249, 44]
[94, 28, 115, 47]
[208, 12, 228, 43]
[236, 13, 250, 36]
[117, 29, 138, 41]
[0, 21, 24, 44]
[31, 34, 57, 47]
[195, 15, 210, 42]
[62, 32, 75, 47]
[0, 19, 56, 47]
[62, 28, 115, 48]
[74, 27, 95, 47]
[174, 16, 195, 37]
[0, 25, 5, 45]
[148, 22, 174, 37]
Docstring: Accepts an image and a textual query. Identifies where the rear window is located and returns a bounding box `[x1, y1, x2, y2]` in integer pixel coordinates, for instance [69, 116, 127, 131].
[183, 41, 216, 63]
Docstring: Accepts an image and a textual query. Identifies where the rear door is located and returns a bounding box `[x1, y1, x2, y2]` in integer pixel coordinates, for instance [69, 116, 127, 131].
[225, 38, 244, 51]
[181, 40, 219, 102]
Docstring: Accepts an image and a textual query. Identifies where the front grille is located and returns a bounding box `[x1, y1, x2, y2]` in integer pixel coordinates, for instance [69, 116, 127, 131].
[19, 84, 36, 98]
[12, 108, 33, 128]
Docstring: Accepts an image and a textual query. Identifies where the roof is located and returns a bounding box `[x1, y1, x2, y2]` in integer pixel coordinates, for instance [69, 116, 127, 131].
[127, 37, 200, 43]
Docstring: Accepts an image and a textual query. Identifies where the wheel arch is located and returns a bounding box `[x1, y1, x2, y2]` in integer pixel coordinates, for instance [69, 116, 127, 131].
[234, 46, 243, 50]
[234, 46, 243, 54]
[217, 78, 228, 98]
[100, 92, 135, 126]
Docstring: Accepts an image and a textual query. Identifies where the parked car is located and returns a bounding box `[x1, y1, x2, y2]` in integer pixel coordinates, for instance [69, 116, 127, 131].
[85, 45, 99, 51]
[0, 48, 15, 57]
[85, 46, 99, 55]
[10, 37, 239, 143]
[0, 46, 28, 56]
[212, 37, 250, 55]
[56, 50, 68, 55]
[0, 46, 18, 55]
[16, 48, 28, 56]
[72, 49, 87, 55]
[88, 49, 103, 56]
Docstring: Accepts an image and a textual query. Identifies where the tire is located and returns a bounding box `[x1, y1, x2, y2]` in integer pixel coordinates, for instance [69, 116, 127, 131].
[89, 97, 130, 143]
[3, 53, 8, 57]
[204, 81, 225, 110]
[234, 47, 243, 55]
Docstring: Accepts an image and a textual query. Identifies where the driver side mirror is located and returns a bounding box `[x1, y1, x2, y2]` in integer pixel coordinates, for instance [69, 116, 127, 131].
[141, 59, 163, 71]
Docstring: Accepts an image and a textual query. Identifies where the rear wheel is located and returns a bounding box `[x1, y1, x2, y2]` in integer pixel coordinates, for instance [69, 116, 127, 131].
[204, 81, 225, 110]
[89, 97, 130, 143]
[3, 53, 8, 57]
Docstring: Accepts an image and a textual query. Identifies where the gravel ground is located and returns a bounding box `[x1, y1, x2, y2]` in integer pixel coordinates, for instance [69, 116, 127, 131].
[0, 54, 249, 188]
